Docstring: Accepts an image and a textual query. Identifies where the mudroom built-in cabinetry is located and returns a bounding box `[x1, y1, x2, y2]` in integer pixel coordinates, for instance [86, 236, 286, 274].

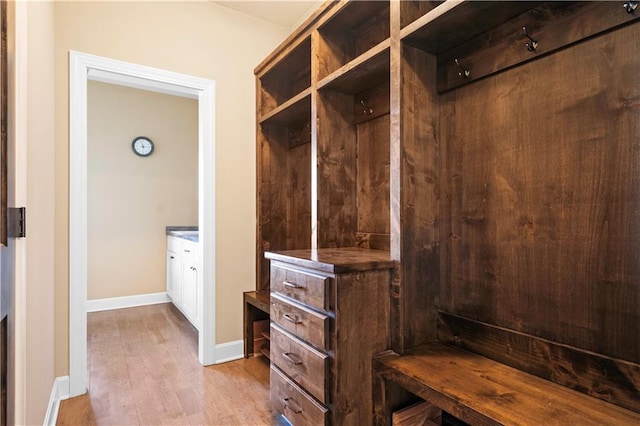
[255, 1, 640, 425]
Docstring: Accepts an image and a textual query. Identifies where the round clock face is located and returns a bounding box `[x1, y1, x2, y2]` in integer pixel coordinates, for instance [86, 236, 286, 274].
[132, 136, 154, 157]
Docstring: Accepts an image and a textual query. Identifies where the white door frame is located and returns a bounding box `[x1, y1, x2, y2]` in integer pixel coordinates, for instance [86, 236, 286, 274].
[69, 51, 216, 397]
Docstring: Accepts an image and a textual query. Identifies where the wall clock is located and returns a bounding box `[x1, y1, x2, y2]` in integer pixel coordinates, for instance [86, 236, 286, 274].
[131, 136, 154, 157]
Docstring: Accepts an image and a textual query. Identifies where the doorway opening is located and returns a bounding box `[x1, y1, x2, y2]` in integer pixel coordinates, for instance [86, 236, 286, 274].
[69, 51, 216, 397]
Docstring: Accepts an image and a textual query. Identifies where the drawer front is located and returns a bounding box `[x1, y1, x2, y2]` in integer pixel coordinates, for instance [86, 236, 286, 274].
[271, 365, 328, 426]
[271, 293, 328, 350]
[167, 236, 182, 253]
[271, 263, 330, 312]
[270, 323, 328, 404]
[182, 239, 198, 258]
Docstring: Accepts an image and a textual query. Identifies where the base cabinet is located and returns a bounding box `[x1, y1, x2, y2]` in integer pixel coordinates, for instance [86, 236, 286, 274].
[167, 235, 200, 329]
[266, 249, 392, 425]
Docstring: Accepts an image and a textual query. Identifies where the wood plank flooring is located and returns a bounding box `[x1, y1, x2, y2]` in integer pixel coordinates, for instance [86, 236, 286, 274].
[57, 303, 281, 425]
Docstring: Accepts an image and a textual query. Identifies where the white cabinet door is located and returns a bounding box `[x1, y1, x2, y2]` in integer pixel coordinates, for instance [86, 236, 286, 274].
[182, 259, 198, 325]
[167, 250, 182, 305]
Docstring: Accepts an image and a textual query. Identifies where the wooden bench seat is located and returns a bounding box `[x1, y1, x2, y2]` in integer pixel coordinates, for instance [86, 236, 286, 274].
[373, 342, 640, 426]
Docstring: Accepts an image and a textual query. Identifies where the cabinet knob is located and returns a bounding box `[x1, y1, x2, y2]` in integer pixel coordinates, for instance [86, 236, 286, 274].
[190, 266, 197, 271]
[170, 256, 175, 259]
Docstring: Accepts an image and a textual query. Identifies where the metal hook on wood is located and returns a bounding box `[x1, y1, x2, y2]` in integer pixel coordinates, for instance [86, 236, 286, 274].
[360, 100, 373, 115]
[454, 58, 470, 79]
[623, 1, 638, 13]
[522, 27, 538, 52]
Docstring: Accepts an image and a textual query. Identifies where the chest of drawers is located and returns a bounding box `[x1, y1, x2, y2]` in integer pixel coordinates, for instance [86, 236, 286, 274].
[265, 248, 393, 425]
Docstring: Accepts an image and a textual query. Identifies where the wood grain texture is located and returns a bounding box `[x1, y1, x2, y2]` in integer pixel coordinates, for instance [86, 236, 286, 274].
[393, 43, 440, 351]
[437, 2, 640, 92]
[401, 1, 540, 53]
[399, 1, 440, 30]
[441, 21, 640, 364]
[57, 304, 278, 426]
[270, 323, 328, 404]
[244, 290, 270, 358]
[357, 114, 390, 235]
[437, 311, 640, 413]
[271, 292, 329, 350]
[270, 365, 328, 426]
[353, 82, 390, 125]
[317, 41, 390, 94]
[330, 268, 391, 425]
[317, 0, 390, 80]
[355, 232, 391, 251]
[374, 342, 640, 426]
[260, 37, 311, 115]
[257, 121, 312, 292]
[316, 88, 358, 248]
[271, 261, 331, 312]
[266, 247, 393, 274]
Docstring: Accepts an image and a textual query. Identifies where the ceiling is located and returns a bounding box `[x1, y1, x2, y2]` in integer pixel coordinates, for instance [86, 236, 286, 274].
[213, 0, 323, 28]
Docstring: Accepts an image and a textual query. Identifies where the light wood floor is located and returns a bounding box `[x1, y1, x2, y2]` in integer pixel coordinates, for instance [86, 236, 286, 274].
[57, 303, 280, 425]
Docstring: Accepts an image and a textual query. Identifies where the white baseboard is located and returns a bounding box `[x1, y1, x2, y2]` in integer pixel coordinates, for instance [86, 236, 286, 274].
[86, 292, 170, 312]
[44, 376, 70, 426]
[215, 339, 244, 364]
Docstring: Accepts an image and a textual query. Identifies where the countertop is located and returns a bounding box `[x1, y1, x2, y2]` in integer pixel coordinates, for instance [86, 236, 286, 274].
[265, 247, 393, 273]
[166, 226, 198, 243]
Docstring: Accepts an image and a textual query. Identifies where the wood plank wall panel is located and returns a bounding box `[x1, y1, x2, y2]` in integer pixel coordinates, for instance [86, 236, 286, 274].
[396, 44, 441, 349]
[357, 114, 390, 236]
[399, 0, 440, 30]
[258, 125, 311, 290]
[316, 89, 357, 248]
[288, 141, 312, 251]
[441, 23, 640, 363]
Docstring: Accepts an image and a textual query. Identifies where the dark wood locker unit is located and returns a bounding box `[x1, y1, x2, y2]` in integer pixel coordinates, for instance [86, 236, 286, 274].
[254, 1, 640, 424]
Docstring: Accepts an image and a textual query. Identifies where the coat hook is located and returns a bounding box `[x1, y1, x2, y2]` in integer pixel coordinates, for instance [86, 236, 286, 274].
[623, 1, 638, 13]
[522, 27, 538, 52]
[360, 100, 373, 115]
[454, 58, 470, 79]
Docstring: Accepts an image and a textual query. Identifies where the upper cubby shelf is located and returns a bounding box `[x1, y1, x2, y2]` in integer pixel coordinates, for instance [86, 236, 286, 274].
[317, 40, 389, 95]
[259, 88, 311, 126]
[317, 1, 390, 81]
[401, 1, 640, 93]
[259, 36, 311, 117]
[401, 1, 538, 54]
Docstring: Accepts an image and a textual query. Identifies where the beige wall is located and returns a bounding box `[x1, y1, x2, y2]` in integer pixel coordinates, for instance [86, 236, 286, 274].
[88, 81, 198, 300]
[26, 2, 56, 424]
[55, 3, 289, 376]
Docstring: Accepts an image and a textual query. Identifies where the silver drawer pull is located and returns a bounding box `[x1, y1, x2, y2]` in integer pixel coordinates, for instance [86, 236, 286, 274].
[282, 352, 302, 365]
[283, 397, 302, 414]
[283, 280, 302, 289]
[283, 314, 301, 324]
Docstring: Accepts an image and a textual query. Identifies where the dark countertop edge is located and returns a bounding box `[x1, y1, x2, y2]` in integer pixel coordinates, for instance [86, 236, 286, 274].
[265, 248, 394, 273]
[165, 226, 198, 234]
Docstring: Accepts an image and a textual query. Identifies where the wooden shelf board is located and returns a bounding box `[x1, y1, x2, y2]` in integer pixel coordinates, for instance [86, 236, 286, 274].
[400, 1, 541, 54]
[266, 247, 393, 274]
[259, 88, 311, 126]
[375, 342, 640, 426]
[260, 347, 270, 360]
[260, 331, 270, 341]
[317, 39, 390, 94]
[244, 289, 270, 314]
